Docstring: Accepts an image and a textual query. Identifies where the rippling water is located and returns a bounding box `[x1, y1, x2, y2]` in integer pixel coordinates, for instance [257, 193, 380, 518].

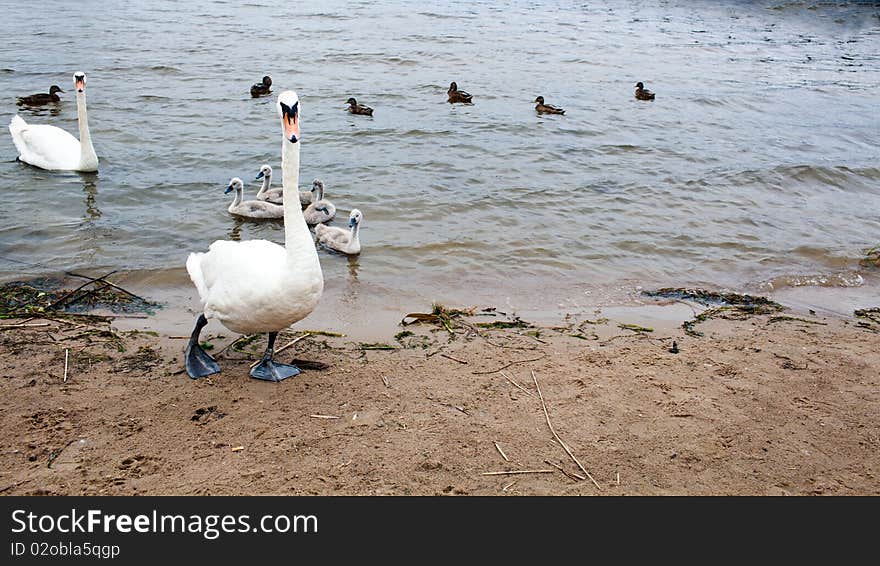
[1, 0, 879, 319]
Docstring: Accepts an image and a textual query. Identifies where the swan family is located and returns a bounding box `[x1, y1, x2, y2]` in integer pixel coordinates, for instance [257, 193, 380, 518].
[7, 70, 656, 382]
[186, 91, 324, 381]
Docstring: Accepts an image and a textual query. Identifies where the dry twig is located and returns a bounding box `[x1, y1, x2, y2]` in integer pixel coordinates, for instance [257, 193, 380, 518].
[532, 370, 600, 490]
[481, 469, 554, 476]
[472, 353, 547, 375]
[500, 371, 535, 397]
[494, 441, 509, 462]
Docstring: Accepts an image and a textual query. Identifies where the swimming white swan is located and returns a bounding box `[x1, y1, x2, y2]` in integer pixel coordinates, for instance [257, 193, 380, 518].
[254, 164, 283, 204]
[303, 179, 336, 225]
[225, 176, 284, 219]
[8, 72, 98, 172]
[315, 209, 363, 255]
[185, 90, 324, 381]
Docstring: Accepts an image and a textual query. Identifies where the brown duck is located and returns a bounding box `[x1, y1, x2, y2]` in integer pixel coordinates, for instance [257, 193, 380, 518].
[250, 75, 272, 98]
[635, 82, 655, 101]
[534, 96, 565, 115]
[346, 97, 374, 116]
[447, 81, 473, 104]
[17, 85, 64, 106]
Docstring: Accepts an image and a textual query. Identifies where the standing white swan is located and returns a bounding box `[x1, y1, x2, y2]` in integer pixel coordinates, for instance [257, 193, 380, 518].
[185, 90, 324, 381]
[8, 72, 98, 172]
[315, 209, 363, 255]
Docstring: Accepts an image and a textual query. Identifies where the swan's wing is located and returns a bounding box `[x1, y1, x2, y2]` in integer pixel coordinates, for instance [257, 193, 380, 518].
[196, 239, 287, 303]
[316, 225, 350, 245]
[265, 188, 284, 204]
[9, 116, 80, 169]
[235, 201, 283, 218]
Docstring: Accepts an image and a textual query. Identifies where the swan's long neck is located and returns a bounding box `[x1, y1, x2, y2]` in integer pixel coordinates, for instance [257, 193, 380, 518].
[228, 187, 242, 211]
[281, 139, 319, 265]
[76, 91, 98, 170]
[350, 223, 360, 246]
[256, 173, 271, 198]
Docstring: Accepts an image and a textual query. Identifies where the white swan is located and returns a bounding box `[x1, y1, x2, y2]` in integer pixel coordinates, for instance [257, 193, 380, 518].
[8, 71, 98, 172]
[254, 164, 283, 204]
[225, 177, 284, 219]
[315, 209, 363, 255]
[185, 90, 324, 381]
[303, 179, 336, 225]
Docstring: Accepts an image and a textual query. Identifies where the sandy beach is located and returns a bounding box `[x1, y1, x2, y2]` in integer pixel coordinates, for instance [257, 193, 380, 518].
[1, 285, 877, 496]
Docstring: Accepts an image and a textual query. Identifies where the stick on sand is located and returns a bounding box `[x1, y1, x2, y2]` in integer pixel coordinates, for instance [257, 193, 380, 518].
[63, 349, 69, 383]
[481, 469, 553, 476]
[472, 353, 547, 375]
[500, 371, 535, 397]
[494, 441, 509, 462]
[532, 370, 600, 490]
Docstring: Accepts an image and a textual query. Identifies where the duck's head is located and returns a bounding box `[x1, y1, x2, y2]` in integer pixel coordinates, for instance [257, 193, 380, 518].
[224, 177, 244, 194]
[534, 96, 545, 104]
[277, 90, 300, 144]
[348, 209, 363, 229]
[635, 82, 644, 89]
[262, 75, 272, 87]
[346, 97, 357, 106]
[73, 72, 86, 94]
[256, 164, 272, 180]
[449, 81, 458, 91]
[49, 85, 64, 95]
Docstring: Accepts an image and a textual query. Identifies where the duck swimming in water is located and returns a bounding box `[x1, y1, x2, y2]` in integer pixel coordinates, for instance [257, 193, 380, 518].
[250, 75, 272, 98]
[17, 85, 64, 106]
[534, 96, 565, 115]
[447, 81, 473, 104]
[346, 97, 373, 116]
[635, 82, 655, 101]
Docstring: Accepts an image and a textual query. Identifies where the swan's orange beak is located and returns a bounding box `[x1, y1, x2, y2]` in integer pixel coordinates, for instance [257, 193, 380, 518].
[75, 75, 85, 93]
[281, 101, 300, 143]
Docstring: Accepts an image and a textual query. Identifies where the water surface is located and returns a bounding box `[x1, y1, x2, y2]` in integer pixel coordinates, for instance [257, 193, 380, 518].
[1, 0, 879, 327]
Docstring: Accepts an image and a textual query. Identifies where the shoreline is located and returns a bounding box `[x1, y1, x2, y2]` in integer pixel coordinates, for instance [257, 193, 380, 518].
[5, 265, 877, 343]
[0, 281, 877, 495]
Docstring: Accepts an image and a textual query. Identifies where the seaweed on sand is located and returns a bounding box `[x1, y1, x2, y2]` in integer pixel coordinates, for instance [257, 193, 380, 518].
[644, 287, 784, 337]
[854, 308, 880, 332]
[400, 303, 479, 336]
[0, 274, 159, 321]
[860, 245, 880, 268]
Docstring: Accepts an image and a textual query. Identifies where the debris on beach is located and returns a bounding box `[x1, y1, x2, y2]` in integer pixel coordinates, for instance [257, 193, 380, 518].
[854, 308, 880, 332]
[860, 245, 880, 268]
[643, 287, 784, 337]
[0, 273, 159, 321]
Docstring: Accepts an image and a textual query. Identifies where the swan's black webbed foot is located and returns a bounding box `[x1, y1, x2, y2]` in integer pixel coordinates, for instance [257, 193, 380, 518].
[250, 359, 301, 382]
[249, 332, 300, 382]
[185, 314, 220, 379]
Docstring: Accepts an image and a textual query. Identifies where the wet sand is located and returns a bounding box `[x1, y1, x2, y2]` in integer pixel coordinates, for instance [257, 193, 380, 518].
[1, 293, 878, 496]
